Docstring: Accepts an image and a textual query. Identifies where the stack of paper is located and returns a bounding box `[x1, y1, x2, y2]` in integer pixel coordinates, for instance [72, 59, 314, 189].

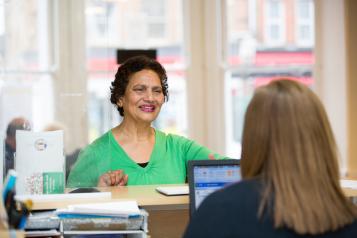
[340, 179, 357, 190]
[26, 210, 60, 230]
[56, 201, 141, 218]
[55, 201, 147, 231]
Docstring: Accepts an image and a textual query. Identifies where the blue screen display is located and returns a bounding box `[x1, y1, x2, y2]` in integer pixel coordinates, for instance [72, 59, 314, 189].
[194, 165, 241, 209]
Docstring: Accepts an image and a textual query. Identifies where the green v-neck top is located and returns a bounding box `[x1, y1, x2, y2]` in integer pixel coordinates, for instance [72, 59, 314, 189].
[67, 130, 227, 187]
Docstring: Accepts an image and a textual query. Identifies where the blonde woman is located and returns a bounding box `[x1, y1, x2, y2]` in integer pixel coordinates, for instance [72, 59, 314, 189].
[184, 79, 357, 237]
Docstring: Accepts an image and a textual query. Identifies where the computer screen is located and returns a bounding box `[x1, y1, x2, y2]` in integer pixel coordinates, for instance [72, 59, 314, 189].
[188, 159, 241, 216]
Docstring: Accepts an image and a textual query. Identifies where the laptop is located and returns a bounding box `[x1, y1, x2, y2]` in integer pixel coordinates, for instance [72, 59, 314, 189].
[188, 159, 241, 216]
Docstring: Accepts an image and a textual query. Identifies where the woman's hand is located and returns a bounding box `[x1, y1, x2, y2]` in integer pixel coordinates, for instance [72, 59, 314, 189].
[97, 170, 128, 187]
[208, 154, 216, 160]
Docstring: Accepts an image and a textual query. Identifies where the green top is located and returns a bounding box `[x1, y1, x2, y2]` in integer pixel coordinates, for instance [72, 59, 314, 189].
[67, 130, 226, 187]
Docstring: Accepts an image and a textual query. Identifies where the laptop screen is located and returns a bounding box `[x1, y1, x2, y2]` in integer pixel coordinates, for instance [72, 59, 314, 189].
[188, 159, 241, 216]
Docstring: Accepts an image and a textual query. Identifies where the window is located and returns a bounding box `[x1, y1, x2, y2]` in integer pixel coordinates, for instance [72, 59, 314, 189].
[264, 0, 286, 46]
[142, 0, 166, 40]
[147, 22, 165, 39]
[0, 0, 55, 133]
[225, 0, 314, 158]
[86, 1, 117, 46]
[85, 0, 187, 142]
[295, 0, 314, 46]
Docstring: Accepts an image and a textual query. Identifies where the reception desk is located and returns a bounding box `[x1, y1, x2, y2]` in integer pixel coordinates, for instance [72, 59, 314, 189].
[29, 184, 357, 238]
[32, 184, 189, 238]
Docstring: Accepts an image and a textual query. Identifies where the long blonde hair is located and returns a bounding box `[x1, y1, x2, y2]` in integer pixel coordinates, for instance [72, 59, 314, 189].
[241, 79, 357, 234]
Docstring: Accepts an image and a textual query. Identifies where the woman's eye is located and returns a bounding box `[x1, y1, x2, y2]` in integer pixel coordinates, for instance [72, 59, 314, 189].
[134, 88, 144, 92]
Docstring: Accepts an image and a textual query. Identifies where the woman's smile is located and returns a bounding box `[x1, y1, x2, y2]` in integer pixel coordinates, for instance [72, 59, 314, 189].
[139, 104, 156, 112]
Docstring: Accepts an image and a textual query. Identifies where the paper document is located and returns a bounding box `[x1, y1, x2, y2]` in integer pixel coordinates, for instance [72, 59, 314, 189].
[56, 201, 141, 217]
[340, 179, 357, 190]
[15, 130, 65, 195]
[156, 185, 189, 196]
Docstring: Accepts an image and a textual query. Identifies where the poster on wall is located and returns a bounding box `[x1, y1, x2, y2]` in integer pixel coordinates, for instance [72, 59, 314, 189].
[15, 130, 65, 195]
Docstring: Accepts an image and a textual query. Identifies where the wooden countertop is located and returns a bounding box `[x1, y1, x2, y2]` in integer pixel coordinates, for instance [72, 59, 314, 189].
[31, 184, 189, 211]
[30, 183, 357, 211]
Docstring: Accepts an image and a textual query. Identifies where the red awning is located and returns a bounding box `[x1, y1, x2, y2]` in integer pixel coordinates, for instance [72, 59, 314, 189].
[229, 51, 314, 66]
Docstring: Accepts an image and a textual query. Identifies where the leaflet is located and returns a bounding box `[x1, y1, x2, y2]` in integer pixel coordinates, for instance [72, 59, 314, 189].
[15, 130, 65, 195]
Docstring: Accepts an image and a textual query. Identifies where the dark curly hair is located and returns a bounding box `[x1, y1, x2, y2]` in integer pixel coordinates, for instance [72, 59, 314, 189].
[110, 55, 169, 116]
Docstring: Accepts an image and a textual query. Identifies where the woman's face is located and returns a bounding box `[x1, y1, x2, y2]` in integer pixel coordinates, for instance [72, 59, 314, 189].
[118, 69, 165, 124]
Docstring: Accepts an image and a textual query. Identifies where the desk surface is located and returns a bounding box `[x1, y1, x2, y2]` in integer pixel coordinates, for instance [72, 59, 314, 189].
[32, 184, 189, 210]
[343, 188, 357, 197]
[28, 184, 357, 238]
[31, 184, 357, 211]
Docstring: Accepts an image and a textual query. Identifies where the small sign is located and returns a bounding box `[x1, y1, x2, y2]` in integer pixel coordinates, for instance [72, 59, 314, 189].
[43, 172, 64, 194]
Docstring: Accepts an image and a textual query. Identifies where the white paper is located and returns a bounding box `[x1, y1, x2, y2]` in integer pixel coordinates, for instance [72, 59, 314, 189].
[56, 201, 140, 217]
[156, 185, 189, 196]
[340, 179, 357, 190]
[15, 130, 65, 195]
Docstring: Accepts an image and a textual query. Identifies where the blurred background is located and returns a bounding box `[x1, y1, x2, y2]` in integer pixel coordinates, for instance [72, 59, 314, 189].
[0, 0, 356, 177]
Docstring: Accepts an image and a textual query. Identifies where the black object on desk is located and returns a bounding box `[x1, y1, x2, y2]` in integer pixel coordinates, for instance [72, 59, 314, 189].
[69, 187, 100, 193]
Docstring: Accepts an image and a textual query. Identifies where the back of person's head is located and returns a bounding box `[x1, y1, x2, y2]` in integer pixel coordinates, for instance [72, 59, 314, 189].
[5, 117, 31, 150]
[241, 79, 357, 235]
[6, 117, 31, 138]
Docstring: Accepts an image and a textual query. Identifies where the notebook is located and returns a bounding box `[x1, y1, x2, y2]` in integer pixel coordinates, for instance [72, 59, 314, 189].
[188, 159, 241, 216]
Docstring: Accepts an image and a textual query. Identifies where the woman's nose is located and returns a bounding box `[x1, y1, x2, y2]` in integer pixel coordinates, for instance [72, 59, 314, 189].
[144, 91, 154, 101]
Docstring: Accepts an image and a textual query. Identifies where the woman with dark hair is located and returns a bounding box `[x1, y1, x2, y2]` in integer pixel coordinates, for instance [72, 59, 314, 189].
[4, 117, 31, 176]
[184, 79, 357, 237]
[67, 56, 226, 187]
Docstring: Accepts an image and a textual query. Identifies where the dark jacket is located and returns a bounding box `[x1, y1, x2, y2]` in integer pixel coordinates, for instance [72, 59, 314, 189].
[183, 179, 357, 238]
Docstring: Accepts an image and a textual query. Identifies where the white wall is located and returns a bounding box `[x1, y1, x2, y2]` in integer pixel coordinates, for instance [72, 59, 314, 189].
[314, 0, 347, 175]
